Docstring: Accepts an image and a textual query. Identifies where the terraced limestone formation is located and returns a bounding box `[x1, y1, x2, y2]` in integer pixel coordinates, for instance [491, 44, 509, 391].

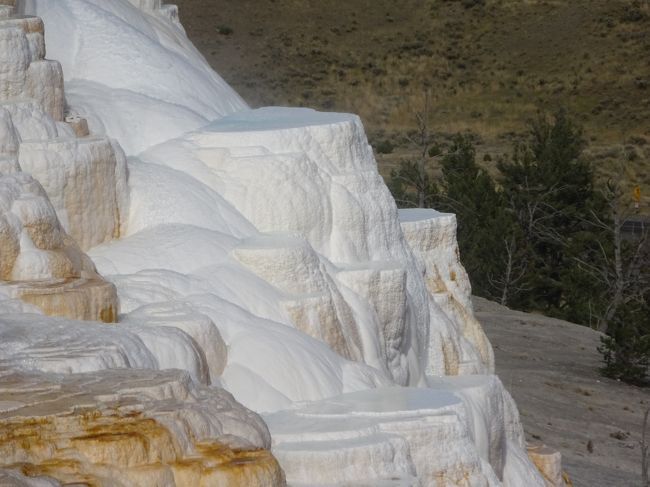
[0, 172, 118, 322]
[0, 1, 567, 485]
[0, 367, 285, 486]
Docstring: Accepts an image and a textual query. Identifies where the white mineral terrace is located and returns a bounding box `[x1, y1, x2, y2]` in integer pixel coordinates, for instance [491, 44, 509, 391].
[0, 0, 560, 485]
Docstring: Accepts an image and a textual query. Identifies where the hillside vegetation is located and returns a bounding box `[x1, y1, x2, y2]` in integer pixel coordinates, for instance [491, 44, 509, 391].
[177, 0, 650, 208]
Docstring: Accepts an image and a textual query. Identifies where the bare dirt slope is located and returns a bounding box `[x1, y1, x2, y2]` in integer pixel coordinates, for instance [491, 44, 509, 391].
[475, 296, 649, 487]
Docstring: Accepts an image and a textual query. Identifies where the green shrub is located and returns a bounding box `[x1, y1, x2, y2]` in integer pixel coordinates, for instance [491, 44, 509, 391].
[375, 140, 395, 154]
[461, 0, 485, 9]
[599, 303, 650, 385]
[217, 25, 233, 35]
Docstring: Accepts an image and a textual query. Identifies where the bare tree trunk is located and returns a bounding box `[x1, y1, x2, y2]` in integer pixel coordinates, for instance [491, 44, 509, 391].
[599, 200, 624, 333]
[417, 157, 426, 208]
[416, 90, 430, 209]
[642, 408, 649, 487]
[500, 236, 515, 306]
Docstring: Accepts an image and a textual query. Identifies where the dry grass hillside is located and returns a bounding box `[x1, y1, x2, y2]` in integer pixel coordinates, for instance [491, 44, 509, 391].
[177, 0, 650, 210]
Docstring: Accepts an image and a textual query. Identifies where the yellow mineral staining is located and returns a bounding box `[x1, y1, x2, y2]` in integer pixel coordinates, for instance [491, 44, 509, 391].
[423, 270, 447, 294]
[20, 219, 64, 251]
[0, 408, 285, 487]
[528, 444, 566, 487]
[0, 217, 19, 280]
[2, 14, 44, 34]
[20, 459, 96, 486]
[173, 445, 285, 487]
[100, 305, 117, 324]
[9, 278, 119, 323]
[441, 341, 460, 376]
[0, 175, 122, 323]
[562, 471, 574, 486]
[283, 299, 354, 360]
[64, 115, 90, 138]
[71, 416, 178, 467]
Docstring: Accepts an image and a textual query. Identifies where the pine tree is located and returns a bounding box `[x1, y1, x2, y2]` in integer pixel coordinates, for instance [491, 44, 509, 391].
[437, 135, 522, 302]
[497, 109, 604, 317]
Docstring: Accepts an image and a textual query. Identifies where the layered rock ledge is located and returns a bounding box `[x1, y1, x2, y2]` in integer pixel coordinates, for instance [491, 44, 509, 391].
[0, 1, 563, 485]
[0, 367, 285, 486]
[0, 173, 118, 322]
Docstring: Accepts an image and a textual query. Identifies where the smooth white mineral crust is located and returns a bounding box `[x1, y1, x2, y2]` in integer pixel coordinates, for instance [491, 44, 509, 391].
[336, 261, 410, 382]
[1, 100, 58, 140]
[0, 98, 129, 253]
[125, 0, 182, 28]
[0, 173, 120, 321]
[0, 6, 15, 20]
[425, 375, 545, 486]
[21, 0, 248, 154]
[124, 158, 255, 238]
[232, 234, 363, 362]
[0, 14, 64, 121]
[0, 313, 158, 374]
[124, 300, 228, 383]
[400, 208, 495, 374]
[139, 107, 438, 387]
[265, 387, 499, 486]
[264, 382, 545, 486]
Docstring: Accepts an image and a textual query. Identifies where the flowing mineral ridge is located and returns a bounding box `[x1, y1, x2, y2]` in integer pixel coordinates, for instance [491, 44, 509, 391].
[0, 1, 566, 486]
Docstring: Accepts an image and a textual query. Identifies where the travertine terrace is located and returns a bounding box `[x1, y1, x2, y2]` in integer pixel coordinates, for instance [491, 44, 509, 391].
[0, 1, 566, 485]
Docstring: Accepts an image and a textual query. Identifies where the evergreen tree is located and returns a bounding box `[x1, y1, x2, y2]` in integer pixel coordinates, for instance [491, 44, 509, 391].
[437, 135, 521, 301]
[387, 109, 649, 384]
[388, 159, 438, 208]
[599, 296, 650, 384]
[497, 109, 604, 317]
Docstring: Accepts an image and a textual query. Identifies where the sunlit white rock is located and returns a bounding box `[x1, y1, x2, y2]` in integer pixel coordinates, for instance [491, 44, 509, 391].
[2, 2, 553, 485]
[0, 100, 58, 141]
[21, 0, 247, 154]
[0, 172, 95, 281]
[125, 300, 228, 383]
[140, 107, 435, 387]
[0, 172, 119, 321]
[400, 208, 495, 374]
[266, 387, 497, 486]
[18, 135, 129, 249]
[0, 15, 63, 120]
[232, 234, 363, 362]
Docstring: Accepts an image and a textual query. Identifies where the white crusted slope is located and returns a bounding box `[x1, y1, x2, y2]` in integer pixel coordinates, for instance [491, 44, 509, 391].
[266, 384, 545, 487]
[20, 0, 248, 154]
[18, 135, 129, 250]
[1, 1, 555, 485]
[0, 13, 63, 120]
[0, 173, 119, 322]
[0, 20, 129, 251]
[138, 107, 492, 382]
[400, 209, 495, 375]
